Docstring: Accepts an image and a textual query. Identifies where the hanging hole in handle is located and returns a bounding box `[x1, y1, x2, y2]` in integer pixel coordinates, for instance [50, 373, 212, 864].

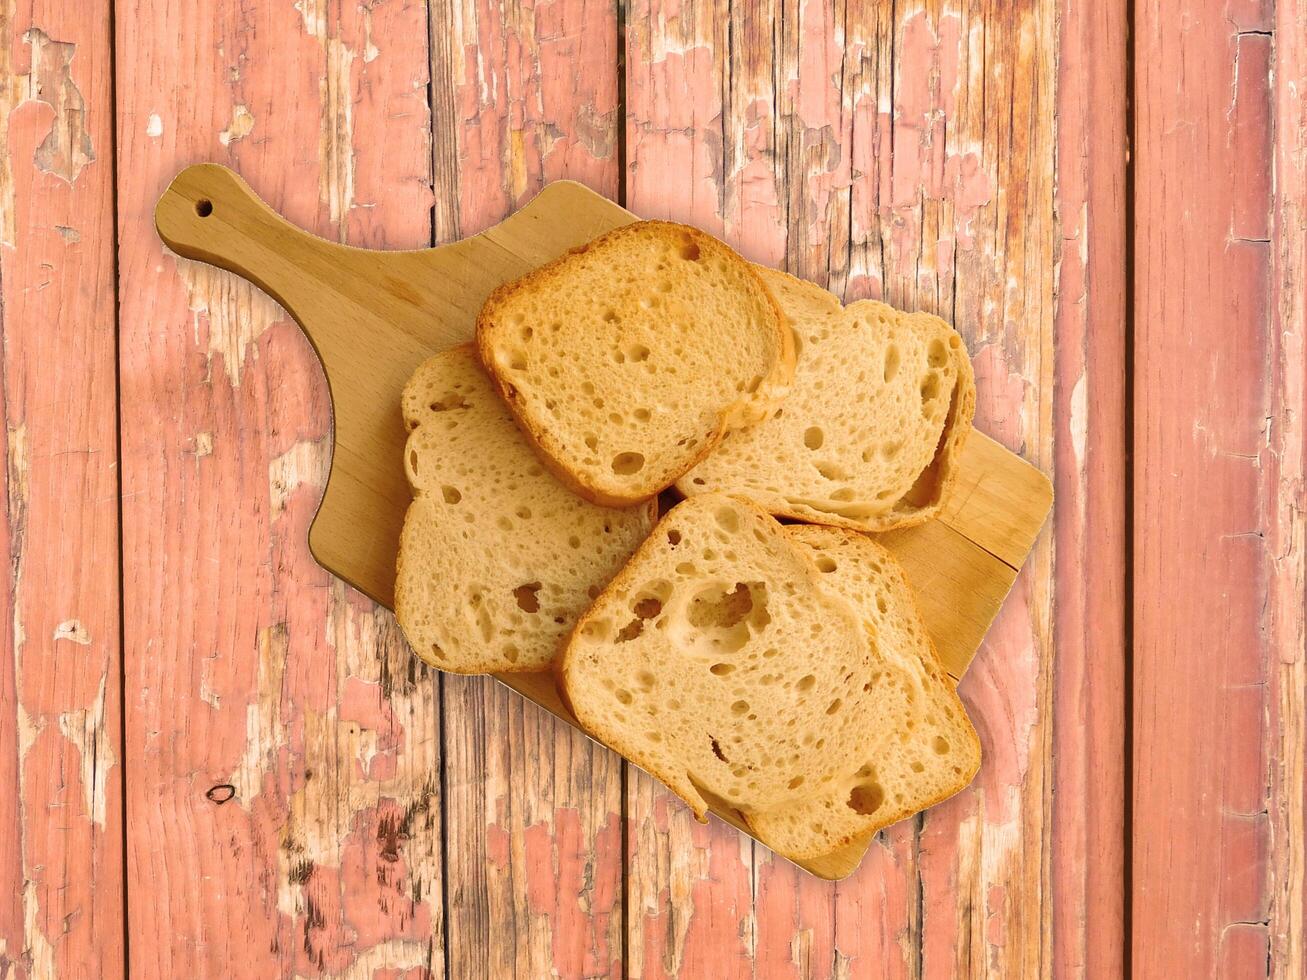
[195, 199, 213, 217]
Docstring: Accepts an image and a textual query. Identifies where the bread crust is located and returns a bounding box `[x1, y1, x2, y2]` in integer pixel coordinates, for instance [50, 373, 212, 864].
[476, 221, 793, 507]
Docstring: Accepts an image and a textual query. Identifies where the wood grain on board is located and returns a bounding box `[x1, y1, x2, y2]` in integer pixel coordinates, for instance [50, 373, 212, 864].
[116, 1, 445, 976]
[426, 3, 627, 978]
[1131, 1, 1281, 976]
[1052, 0, 1128, 975]
[0, 1, 123, 977]
[625, 0, 1057, 975]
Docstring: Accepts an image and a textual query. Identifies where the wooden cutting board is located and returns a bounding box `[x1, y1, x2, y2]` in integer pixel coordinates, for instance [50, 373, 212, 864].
[155, 163, 1052, 879]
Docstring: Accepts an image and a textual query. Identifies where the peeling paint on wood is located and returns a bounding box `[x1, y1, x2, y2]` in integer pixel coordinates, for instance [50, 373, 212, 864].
[430, 3, 626, 978]
[117, 0, 441, 976]
[0, 1, 123, 977]
[626, 2, 1055, 975]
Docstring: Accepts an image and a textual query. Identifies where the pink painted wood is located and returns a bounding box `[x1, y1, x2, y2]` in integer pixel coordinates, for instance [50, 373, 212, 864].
[2, 0, 1306, 976]
[0, 2, 124, 978]
[1132, 1, 1287, 976]
[115, 1, 444, 976]
[1052, 0, 1128, 975]
[429, 3, 626, 978]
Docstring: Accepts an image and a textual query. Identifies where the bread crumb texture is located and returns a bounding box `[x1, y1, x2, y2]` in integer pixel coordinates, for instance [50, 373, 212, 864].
[561, 494, 979, 861]
[678, 267, 975, 533]
[395, 345, 656, 673]
[477, 221, 791, 504]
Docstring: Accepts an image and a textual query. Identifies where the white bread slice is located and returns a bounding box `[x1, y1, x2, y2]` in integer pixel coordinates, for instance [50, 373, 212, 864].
[744, 525, 981, 860]
[476, 221, 794, 507]
[677, 267, 975, 532]
[395, 345, 656, 673]
[559, 494, 885, 822]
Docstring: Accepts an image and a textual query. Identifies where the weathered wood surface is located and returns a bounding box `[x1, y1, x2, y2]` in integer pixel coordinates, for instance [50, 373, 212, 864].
[1052, 0, 1128, 975]
[116, 1, 445, 976]
[2, 0, 1306, 976]
[624, 1, 1058, 975]
[1131, 2, 1295, 976]
[0, 2, 124, 978]
[428, 4, 627, 978]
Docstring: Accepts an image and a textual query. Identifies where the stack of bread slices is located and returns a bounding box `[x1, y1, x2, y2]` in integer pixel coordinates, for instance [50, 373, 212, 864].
[396, 220, 981, 864]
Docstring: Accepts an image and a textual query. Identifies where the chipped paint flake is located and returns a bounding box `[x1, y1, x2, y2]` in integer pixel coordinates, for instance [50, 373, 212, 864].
[146, 112, 163, 138]
[1069, 373, 1088, 466]
[174, 255, 284, 385]
[20, 28, 96, 182]
[227, 623, 289, 806]
[23, 879, 55, 979]
[57, 674, 115, 826]
[269, 437, 330, 520]
[53, 618, 91, 644]
[218, 104, 254, 145]
[188, 431, 214, 459]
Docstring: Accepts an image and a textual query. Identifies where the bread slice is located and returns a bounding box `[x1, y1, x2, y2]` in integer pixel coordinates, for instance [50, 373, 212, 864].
[560, 493, 893, 824]
[476, 221, 794, 507]
[676, 267, 975, 532]
[744, 525, 981, 859]
[395, 345, 657, 673]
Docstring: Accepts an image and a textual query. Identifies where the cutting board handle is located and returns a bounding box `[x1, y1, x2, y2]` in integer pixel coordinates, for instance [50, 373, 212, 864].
[154, 163, 345, 328]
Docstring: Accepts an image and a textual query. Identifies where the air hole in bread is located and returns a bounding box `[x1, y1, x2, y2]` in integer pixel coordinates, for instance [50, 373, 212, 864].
[788, 775, 805, 790]
[678, 237, 701, 261]
[587, 584, 601, 600]
[848, 781, 885, 816]
[920, 372, 941, 403]
[615, 688, 633, 705]
[714, 507, 740, 533]
[611, 452, 645, 475]
[928, 338, 948, 367]
[763, 647, 780, 659]
[441, 485, 461, 504]
[602, 309, 618, 323]
[709, 662, 735, 676]
[634, 407, 651, 421]
[876, 595, 889, 614]
[826, 698, 843, 715]
[503, 644, 520, 663]
[507, 350, 527, 371]
[512, 582, 541, 613]
[409, 450, 418, 472]
[667, 529, 682, 546]
[910, 761, 925, 773]
[636, 670, 656, 691]
[515, 506, 532, 520]
[796, 674, 816, 692]
[815, 556, 837, 573]
[803, 427, 824, 450]
[711, 738, 728, 762]
[584, 433, 599, 451]
[932, 736, 951, 754]
[627, 343, 651, 362]
[884, 344, 902, 382]
[830, 488, 856, 502]
[731, 700, 749, 716]
[496, 516, 513, 531]
[816, 462, 849, 482]
[692, 477, 707, 486]
[430, 644, 446, 662]
[429, 392, 469, 413]
[519, 325, 534, 342]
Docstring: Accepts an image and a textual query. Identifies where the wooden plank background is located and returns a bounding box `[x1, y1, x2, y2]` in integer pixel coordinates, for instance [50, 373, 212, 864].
[0, 1, 1301, 978]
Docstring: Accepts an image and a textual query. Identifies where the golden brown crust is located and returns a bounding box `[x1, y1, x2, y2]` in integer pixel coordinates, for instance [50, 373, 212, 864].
[475, 220, 791, 506]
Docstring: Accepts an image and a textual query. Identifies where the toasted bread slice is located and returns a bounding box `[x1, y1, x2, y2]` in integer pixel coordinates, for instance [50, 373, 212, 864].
[559, 494, 883, 822]
[395, 345, 656, 673]
[476, 221, 794, 506]
[677, 267, 975, 532]
[744, 525, 981, 860]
